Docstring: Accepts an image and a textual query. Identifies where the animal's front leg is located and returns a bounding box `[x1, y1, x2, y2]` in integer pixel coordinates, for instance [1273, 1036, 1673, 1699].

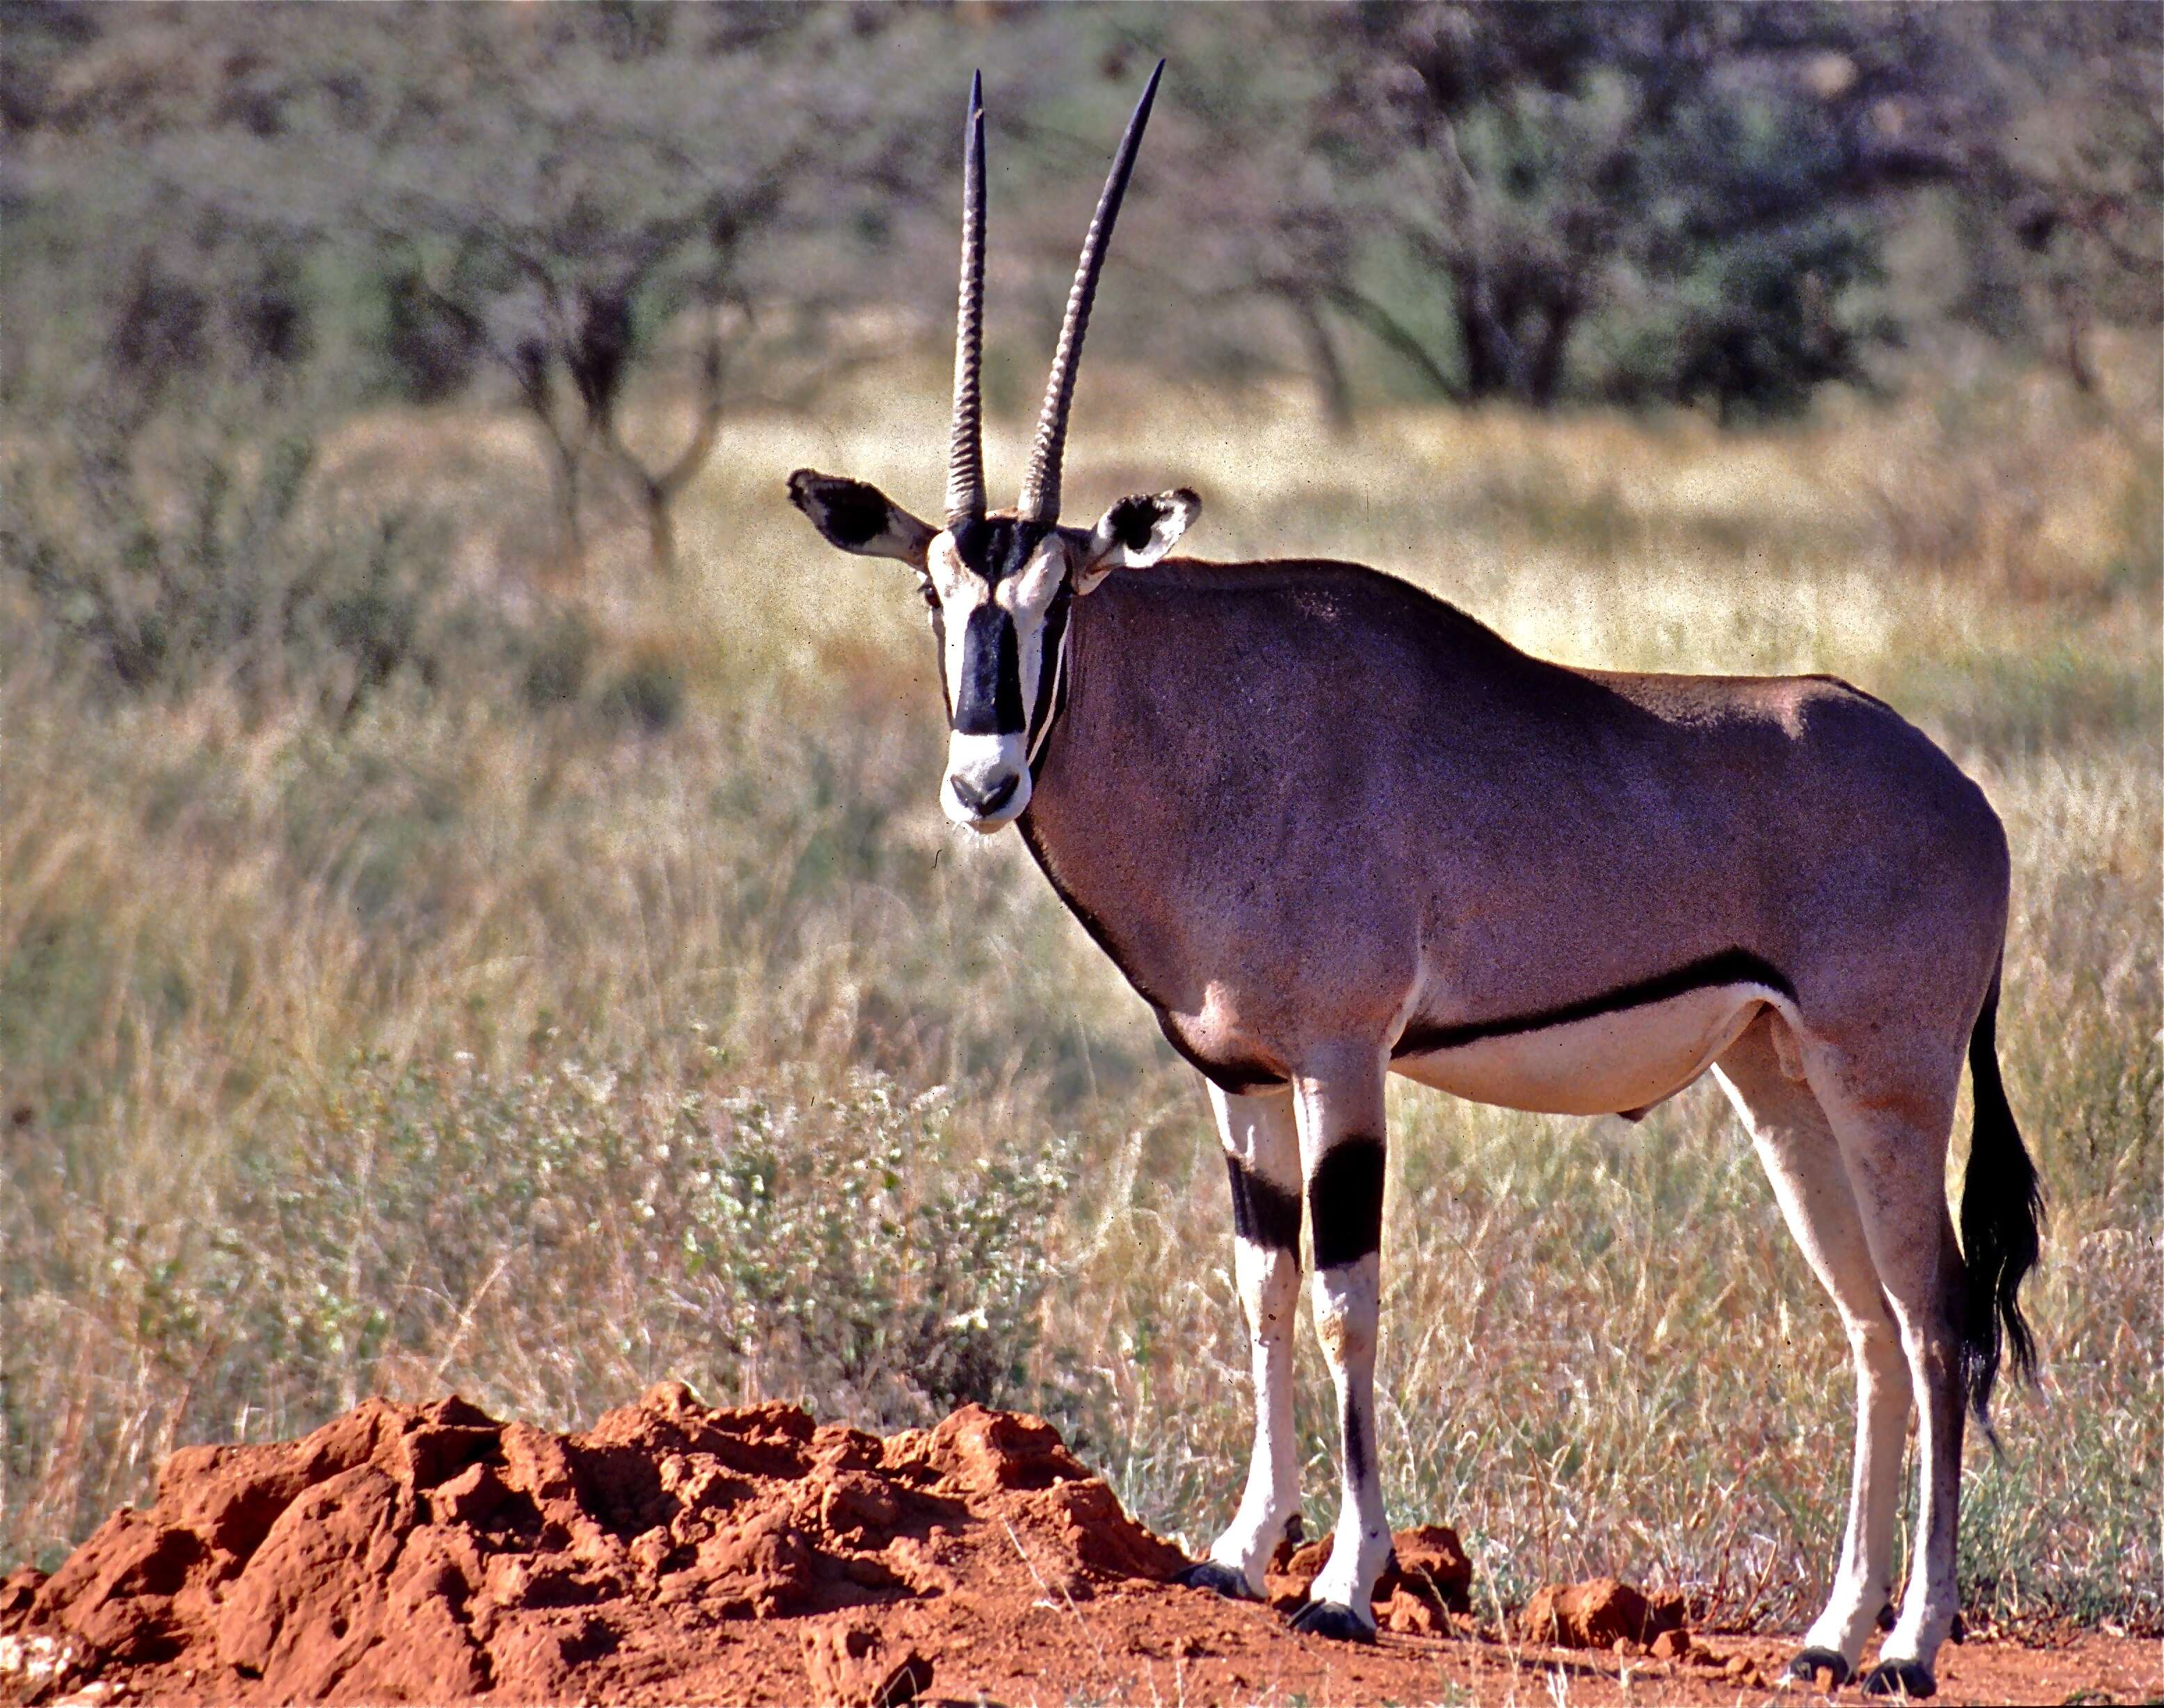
[1288, 1044, 1392, 1643]
[1184, 1081, 1304, 1600]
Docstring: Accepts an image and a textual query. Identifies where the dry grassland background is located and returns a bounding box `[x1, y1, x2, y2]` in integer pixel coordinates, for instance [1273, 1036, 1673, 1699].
[1, 342, 2156, 1636]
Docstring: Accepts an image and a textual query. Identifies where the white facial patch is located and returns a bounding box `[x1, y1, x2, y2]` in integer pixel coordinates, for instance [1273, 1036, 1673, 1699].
[928, 531, 1069, 832]
[943, 730, 1031, 830]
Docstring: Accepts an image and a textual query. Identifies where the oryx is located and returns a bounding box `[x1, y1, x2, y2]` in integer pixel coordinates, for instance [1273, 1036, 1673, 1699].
[786, 65, 2041, 1699]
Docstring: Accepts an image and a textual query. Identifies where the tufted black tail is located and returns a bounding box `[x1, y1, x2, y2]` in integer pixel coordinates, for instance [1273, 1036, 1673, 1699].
[1958, 967, 2044, 1426]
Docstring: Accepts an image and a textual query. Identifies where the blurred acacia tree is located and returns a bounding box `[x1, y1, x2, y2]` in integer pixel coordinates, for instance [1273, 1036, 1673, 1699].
[1925, 4, 2162, 396]
[1161, 1, 2158, 425]
[313, 3, 942, 575]
[2, 0, 2156, 494]
[3, 2, 947, 575]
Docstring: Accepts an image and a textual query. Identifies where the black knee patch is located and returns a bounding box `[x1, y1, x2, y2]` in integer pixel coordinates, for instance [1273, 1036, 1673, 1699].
[1225, 1152, 1301, 1253]
[1307, 1136, 1385, 1270]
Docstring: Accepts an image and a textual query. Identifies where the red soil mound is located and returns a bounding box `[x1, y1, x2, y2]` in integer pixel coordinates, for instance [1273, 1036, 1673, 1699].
[1517, 1576, 1685, 1650]
[2, 1389, 2152, 1707]
[0, 1386, 1188, 1705]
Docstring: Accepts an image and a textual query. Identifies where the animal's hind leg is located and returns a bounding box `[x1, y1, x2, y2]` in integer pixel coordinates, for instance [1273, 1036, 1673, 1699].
[1804, 1036, 1969, 1699]
[1714, 1013, 1906, 1685]
[1286, 1042, 1392, 1643]
[1184, 1080, 1304, 1600]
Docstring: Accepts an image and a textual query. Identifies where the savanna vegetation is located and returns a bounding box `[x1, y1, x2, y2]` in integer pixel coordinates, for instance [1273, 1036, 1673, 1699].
[2, 0, 2157, 1641]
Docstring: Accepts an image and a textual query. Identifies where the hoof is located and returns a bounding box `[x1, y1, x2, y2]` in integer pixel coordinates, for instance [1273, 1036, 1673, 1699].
[1180, 1561, 1261, 1602]
[1289, 1599, 1378, 1644]
[1862, 1659, 1937, 1699]
[1786, 1647, 1852, 1688]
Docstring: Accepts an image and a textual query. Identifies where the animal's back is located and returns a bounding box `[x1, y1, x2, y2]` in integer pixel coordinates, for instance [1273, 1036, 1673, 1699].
[1120, 554, 1996, 857]
[1082, 556, 2008, 1013]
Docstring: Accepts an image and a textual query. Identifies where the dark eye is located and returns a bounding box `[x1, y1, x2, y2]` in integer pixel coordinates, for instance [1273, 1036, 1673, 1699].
[918, 579, 939, 612]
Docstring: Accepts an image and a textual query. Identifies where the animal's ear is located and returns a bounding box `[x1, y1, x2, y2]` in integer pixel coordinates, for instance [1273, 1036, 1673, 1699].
[1073, 488, 1200, 593]
[786, 469, 936, 569]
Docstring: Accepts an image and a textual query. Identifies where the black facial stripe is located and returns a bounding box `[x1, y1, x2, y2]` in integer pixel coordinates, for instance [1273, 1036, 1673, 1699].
[1308, 1136, 1385, 1271]
[953, 604, 1023, 735]
[1225, 1152, 1302, 1254]
[994, 612, 1024, 729]
[1394, 948, 1796, 1056]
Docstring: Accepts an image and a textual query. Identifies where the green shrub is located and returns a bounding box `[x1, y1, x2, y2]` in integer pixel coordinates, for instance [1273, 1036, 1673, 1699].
[0, 427, 448, 718]
[66, 1048, 1072, 1428]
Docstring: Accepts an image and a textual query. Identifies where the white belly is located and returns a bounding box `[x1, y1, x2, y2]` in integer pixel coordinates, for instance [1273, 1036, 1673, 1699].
[1393, 985, 1772, 1117]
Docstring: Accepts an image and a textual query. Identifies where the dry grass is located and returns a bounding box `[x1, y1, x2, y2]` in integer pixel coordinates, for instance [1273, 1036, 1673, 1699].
[1, 344, 2155, 1634]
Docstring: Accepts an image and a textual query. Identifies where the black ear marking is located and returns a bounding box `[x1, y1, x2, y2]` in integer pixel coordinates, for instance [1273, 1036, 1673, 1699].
[1106, 494, 1162, 554]
[787, 468, 936, 569]
[787, 470, 890, 549]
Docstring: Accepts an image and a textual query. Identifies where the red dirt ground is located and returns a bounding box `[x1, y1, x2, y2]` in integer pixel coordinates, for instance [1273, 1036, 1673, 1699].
[1, 1387, 2152, 1707]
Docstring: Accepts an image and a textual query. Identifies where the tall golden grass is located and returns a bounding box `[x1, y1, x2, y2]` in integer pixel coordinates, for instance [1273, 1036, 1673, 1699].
[1, 344, 2156, 1631]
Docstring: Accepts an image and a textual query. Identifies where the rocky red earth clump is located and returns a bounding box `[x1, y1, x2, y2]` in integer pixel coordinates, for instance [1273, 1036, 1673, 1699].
[3, 1390, 2155, 1707]
[0, 1387, 1190, 1705]
[1517, 1575, 1685, 1650]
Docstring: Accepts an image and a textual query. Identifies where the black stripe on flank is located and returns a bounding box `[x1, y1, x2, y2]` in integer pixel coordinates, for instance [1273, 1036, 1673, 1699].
[1394, 948, 1795, 1057]
[953, 604, 1024, 735]
[1308, 1136, 1385, 1271]
[1225, 1152, 1302, 1254]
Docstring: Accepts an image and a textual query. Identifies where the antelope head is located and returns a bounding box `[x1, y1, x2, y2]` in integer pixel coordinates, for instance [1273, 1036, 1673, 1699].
[789, 65, 1198, 832]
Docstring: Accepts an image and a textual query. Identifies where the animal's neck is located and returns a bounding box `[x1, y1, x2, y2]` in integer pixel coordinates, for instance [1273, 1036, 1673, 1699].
[1019, 584, 1138, 848]
[1012, 581, 1195, 1006]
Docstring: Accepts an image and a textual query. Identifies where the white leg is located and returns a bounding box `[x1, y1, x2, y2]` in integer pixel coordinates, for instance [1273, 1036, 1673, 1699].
[1715, 1015, 1905, 1684]
[1288, 1045, 1391, 1642]
[1187, 1080, 1304, 1598]
[1807, 1044, 1969, 1698]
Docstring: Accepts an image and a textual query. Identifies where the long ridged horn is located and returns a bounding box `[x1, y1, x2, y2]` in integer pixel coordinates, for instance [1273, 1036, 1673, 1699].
[1017, 58, 1163, 524]
[946, 72, 989, 529]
